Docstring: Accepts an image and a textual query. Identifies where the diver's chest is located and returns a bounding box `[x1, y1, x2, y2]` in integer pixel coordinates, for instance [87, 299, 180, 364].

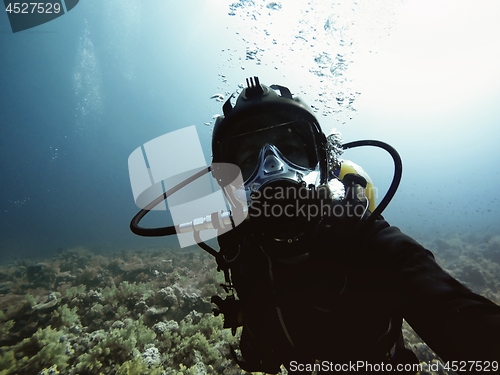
[241, 259, 400, 357]
[244, 259, 400, 322]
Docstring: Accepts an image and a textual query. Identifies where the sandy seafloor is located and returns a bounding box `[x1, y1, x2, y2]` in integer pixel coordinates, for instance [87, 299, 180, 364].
[0, 232, 499, 375]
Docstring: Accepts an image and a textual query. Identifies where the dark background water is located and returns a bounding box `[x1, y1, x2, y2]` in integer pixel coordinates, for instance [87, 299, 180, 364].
[0, 0, 499, 264]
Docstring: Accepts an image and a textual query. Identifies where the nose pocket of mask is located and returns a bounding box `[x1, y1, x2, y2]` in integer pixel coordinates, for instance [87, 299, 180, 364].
[262, 154, 284, 175]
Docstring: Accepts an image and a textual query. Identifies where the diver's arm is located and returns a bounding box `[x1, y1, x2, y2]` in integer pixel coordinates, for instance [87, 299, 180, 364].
[364, 218, 500, 362]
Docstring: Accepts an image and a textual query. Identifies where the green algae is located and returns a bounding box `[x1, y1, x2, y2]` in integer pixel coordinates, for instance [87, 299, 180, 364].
[5, 236, 494, 374]
[0, 246, 250, 374]
[0, 326, 71, 374]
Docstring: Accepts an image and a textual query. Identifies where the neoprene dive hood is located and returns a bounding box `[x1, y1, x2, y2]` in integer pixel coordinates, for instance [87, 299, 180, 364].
[211, 77, 328, 190]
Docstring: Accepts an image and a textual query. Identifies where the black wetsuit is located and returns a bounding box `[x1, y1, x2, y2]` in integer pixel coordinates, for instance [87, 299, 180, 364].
[216, 216, 500, 374]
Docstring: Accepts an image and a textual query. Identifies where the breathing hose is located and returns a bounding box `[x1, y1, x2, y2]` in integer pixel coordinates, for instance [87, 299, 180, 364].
[342, 140, 403, 228]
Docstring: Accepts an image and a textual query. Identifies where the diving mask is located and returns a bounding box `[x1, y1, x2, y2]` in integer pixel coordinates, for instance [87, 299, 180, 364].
[220, 119, 322, 207]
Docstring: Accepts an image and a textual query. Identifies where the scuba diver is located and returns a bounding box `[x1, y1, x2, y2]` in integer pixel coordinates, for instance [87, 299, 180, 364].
[131, 77, 500, 374]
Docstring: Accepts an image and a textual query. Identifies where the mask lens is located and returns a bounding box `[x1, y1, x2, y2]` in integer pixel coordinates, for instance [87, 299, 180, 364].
[221, 120, 318, 181]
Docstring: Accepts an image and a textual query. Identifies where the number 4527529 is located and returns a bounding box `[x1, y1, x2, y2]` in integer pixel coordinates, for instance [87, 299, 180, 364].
[5, 2, 61, 14]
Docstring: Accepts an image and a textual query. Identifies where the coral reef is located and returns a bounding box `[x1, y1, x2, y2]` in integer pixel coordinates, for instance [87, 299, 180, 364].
[0, 232, 498, 375]
[0, 246, 247, 375]
[425, 233, 500, 306]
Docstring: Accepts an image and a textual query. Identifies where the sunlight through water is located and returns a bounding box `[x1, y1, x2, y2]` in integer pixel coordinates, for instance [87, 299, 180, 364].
[217, 0, 405, 130]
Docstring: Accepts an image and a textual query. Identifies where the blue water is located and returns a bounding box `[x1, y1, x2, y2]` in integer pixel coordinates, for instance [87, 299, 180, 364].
[0, 0, 499, 264]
